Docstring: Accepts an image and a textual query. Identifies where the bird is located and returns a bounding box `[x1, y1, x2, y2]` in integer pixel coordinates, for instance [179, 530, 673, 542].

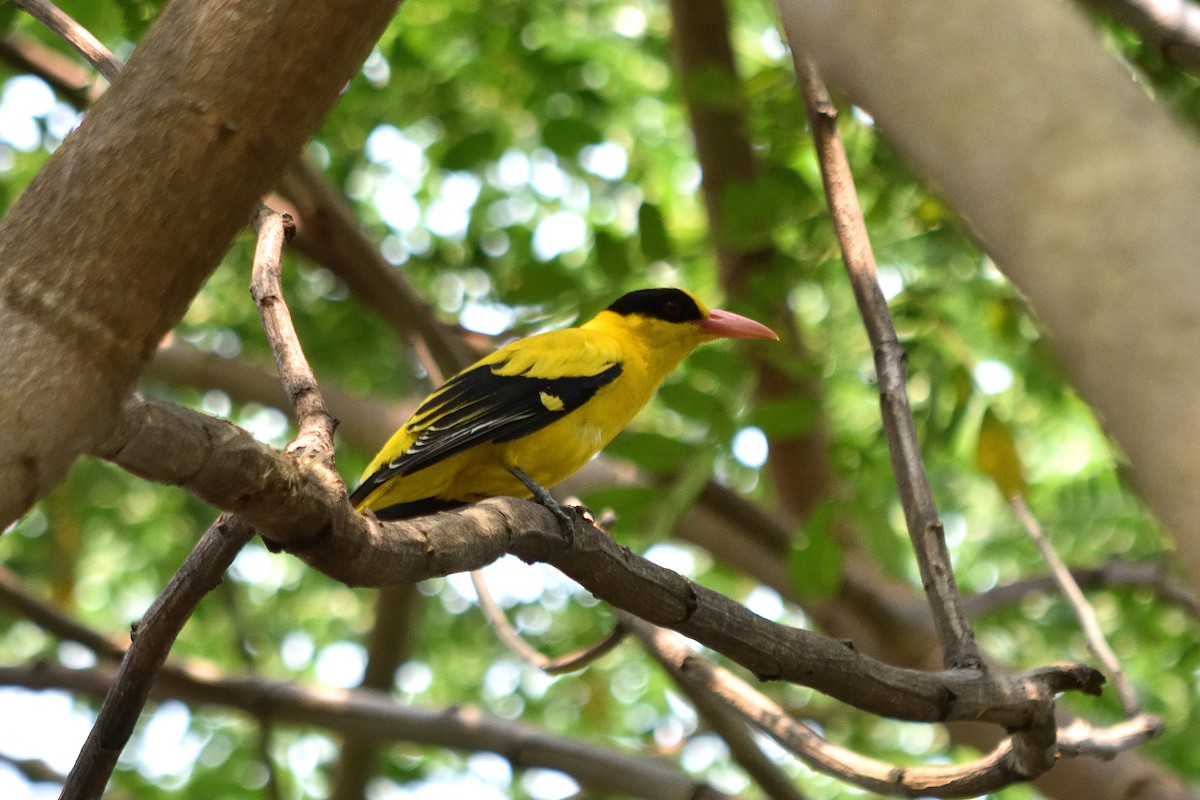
[349, 287, 778, 520]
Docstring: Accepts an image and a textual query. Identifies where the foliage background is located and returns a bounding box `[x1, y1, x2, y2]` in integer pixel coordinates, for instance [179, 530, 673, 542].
[0, 0, 1195, 798]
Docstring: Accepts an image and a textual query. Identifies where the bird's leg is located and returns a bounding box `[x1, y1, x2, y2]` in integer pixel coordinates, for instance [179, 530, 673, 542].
[509, 466, 577, 544]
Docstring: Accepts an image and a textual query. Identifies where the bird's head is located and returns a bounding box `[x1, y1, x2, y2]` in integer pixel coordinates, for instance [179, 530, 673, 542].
[585, 288, 777, 359]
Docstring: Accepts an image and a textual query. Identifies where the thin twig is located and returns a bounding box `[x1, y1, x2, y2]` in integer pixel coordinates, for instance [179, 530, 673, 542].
[60, 514, 256, 799]
[792, 55, 980, 670]
[470, 570, 627, 674]
[250, 207, 336, 449]
[1009, 496, 1141, 715]
[1056, 713, 1166, 758]
[11, 0, 124, 80]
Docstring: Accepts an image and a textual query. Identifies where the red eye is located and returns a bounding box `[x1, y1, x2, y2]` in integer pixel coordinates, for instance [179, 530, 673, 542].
[661, 299, 684, 321]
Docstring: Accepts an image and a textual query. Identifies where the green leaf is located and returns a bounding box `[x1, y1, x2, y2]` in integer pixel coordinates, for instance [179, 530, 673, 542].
[542, 117, 603, 158]
[656, 381, 728, 425]
[746, 396, 819, 439]
[788, 500, 844, 601]
[637, 202, 672, 261]
[440, 130, 502, 170]
[605, 430, 695, 474]
[592, 229, 630, 282]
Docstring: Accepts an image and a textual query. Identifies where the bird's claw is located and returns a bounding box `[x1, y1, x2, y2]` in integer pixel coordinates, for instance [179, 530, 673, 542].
[509, 467, 577, 545]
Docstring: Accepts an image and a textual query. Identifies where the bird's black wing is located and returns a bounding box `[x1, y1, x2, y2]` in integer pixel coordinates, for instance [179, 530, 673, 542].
[351, 357, 622, 507]
[397, 358, 622, 474]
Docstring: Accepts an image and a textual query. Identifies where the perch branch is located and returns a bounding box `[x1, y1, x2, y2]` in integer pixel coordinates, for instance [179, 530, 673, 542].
[91, 395, 1105, 730]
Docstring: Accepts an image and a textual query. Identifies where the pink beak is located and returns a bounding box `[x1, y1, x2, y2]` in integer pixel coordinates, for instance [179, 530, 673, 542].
[697, 308, 779, 340]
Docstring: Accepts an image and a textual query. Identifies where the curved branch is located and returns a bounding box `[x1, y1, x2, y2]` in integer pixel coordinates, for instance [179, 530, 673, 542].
[471, 569, 627, 674]
[12, 0, 123, 80]
[61, 514, 255, 799]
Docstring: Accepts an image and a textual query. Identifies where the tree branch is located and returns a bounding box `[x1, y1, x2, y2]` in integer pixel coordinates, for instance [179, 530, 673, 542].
[63, 194, 331, 798]
[626, 614, 1161, 797]
[963, 559, 1200, 622]
[11, 0, 123, 80]
[60, 513, 255, 799]
[89, 394, 1103, 730]
[0, 0, 402, 527]
[0, 32, 103, 105]
[0, 661, 732, 800]
[471, 569, 627, 674]
[630, 613, 812, 800]
[792, 56, 980, 670]
[1010, 496, 1141, 715]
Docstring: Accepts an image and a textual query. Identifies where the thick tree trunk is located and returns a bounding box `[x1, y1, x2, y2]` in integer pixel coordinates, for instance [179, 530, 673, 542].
[0, 0, 401, 526]
[776, 0, 1200, 593]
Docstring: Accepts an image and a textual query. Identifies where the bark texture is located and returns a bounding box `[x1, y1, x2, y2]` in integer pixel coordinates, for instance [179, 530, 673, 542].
[0, 0, 401, 526]
[777, 0, 1200, 591]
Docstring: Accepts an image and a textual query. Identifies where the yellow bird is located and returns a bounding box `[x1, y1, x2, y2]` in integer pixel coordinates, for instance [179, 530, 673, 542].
[350, 288, 777, 520]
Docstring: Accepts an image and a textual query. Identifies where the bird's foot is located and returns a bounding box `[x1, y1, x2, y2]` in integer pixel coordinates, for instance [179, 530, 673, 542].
[509, 467, 578, 545]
